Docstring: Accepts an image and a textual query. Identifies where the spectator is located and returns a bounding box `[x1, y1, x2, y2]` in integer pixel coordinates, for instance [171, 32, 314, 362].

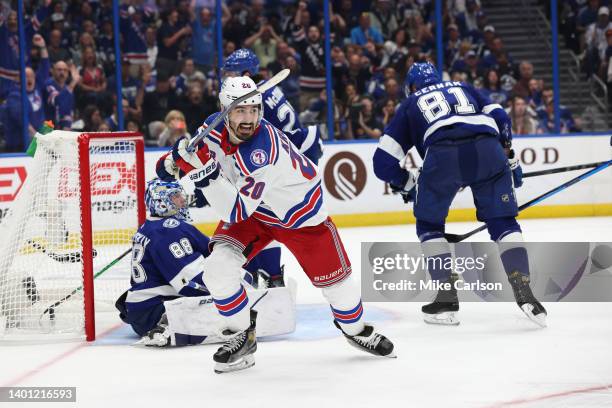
[526, 78, 543, 108]
[452, 49, 483, 84]
[142, 72, 178, 126]
[175, 58, 205, 97]
[47, 29, 72, 64]
[445, 24, 462, 66]
[3, 34, 50, 151]
[289, 1, 312, 44]
[98, 19, 116, 76]
[145, 27, 158, 70]
[578, 0, 602, 48]
[585, 6, 612, 77]
[157, 110, 190, 147]
[376, 77, 402, 114]
[267, 41, 295, 74]
[104, 98, 131, 131]
[537, 97, 580, 133]
[381, 98, 397, 126]
[157, 9, 192, 76]
[512, 61, 535, 99]
[0, 6, 48, 98]
[72, 104, 103, 131]
[43, 60, 79, 130]
[120, 4, 148, 65]
[346, 53, 372, 94]
[294, 24, 326, 110]
[370, 0, 399, 40]
[245, 24, 284, 69]
[536, 87, 581, 132]
[347, 96, 383, 139]
[76, 46, 109, 114]
[192, 6, 229, 73]
[507, 96, 539, 135]
[71, 32, 99, 68]
[457, 0, 482, 35]
[350, 12, 384, 46]
[480, 68, 509, 106]
[475, 24, 496, 58]
[280, 55, 301, 110]
[177, 82, 216, 135]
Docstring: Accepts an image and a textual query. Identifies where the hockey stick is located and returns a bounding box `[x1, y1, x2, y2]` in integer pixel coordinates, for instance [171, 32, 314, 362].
[39, 247, 133, 324]
[38, 199, 203, 323]
[443, 159, 612, 243]
[26, 240, 98, 263]
[187, 68, 291, 152]
[523, 161, 609, 178]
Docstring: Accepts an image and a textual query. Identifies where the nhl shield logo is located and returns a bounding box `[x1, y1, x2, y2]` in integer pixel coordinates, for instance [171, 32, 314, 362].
[250, 149, 268, 167]
[501, 194, 510, 203]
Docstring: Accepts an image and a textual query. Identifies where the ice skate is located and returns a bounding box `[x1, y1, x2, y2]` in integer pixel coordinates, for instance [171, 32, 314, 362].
[507, 272, 547, 328]
[213, 311, 258, 374]
[422, 275, 460, 326]
[134, 314, 174, 347]
[334, 320, 396, 358]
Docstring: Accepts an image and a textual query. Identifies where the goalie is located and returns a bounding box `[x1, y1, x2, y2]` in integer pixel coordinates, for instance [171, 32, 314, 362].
[115, 178, 296, 347]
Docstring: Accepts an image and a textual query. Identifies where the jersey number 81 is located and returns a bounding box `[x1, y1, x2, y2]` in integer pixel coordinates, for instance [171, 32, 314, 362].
[417, 87, 476, 123]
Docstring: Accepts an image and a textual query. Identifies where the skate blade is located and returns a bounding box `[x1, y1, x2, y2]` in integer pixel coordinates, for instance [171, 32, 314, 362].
[520, 304, 547, 328]
[423, 311, 460, 326]
[214, 354, 255, 374]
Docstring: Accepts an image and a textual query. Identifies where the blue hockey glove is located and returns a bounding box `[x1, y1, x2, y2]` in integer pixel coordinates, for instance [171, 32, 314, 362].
[390, 183, 416, 203]
[508, 149, 523, 188]
[390, 170, 418, 203]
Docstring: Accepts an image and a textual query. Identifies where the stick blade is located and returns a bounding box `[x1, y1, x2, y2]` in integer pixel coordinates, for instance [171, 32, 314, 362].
[257, 69, 290, 93]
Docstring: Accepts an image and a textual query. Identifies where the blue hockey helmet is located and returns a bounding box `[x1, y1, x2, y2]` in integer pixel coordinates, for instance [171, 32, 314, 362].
[223, 48, 260, 76]
[405, 62, 440, 95]
[145, 178, 190, 220]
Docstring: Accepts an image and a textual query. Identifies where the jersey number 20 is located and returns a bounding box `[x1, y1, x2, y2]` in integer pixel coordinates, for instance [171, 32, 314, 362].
[417, 87, 476, 123]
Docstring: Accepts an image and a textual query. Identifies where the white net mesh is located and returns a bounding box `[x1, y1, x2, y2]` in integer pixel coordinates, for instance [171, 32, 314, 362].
[0, 132, 142, 341]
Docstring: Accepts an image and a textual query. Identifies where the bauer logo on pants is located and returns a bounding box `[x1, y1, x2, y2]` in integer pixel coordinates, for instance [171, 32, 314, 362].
[323, 151, 367, 201]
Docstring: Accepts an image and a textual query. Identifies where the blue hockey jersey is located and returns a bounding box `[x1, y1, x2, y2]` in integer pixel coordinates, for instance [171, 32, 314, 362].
[373, 80, 512, 187]
[260, 84, 322, 164]
[124, 216, 211, 313]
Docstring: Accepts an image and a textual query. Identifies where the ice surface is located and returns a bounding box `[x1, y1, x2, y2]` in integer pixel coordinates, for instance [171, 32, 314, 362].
[1, 217, 611, 408]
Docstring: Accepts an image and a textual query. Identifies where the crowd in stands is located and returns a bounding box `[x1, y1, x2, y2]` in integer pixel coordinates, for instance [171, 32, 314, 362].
[0, 0, 582, 153]
[558, 0, 612, 103]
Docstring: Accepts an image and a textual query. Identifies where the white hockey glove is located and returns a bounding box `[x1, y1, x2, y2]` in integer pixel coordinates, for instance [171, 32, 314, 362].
[507, 149, 523, 188]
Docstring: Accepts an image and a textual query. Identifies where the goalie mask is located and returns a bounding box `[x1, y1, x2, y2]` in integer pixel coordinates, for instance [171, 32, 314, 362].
[145, 178, 190, 221]
[219, 76, 263, 142]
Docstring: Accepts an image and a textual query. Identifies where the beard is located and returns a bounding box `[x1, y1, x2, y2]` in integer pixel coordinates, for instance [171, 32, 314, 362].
[232, 122, 256, 142]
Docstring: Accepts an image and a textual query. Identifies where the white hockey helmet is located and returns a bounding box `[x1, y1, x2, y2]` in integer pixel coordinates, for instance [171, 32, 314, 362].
[219, 76, 263, 131]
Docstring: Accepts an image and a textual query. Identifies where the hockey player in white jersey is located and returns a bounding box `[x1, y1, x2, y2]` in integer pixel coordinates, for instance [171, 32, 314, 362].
[160, 76, 395, 373]
[221, 48, 323, 288]
[115, 178, 296, 347]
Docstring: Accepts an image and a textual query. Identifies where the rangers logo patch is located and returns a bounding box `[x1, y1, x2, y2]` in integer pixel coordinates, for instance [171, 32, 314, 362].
[163, 219, 180, 228]
[250, 149, 268, 167]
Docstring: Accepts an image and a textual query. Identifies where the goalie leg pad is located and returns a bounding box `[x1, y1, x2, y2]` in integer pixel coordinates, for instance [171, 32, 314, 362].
[162, 278, 297, 345]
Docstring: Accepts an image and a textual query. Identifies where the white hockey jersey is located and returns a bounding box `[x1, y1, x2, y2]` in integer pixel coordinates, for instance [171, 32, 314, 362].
[196, 112, 328, 229]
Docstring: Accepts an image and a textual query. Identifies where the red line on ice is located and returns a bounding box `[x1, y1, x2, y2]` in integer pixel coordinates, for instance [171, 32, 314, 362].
[483, 383, 612, 407]
[1, 323, 124, 387]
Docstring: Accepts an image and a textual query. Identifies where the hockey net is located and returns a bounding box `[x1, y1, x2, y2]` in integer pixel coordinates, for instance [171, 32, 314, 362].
[0, 131, 145, 342]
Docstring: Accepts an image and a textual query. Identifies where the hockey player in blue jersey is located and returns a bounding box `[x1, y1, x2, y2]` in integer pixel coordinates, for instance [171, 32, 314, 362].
[221, 48, 324, 288]
[116, 178, 296, 347]
[373, 62, 546, 327]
